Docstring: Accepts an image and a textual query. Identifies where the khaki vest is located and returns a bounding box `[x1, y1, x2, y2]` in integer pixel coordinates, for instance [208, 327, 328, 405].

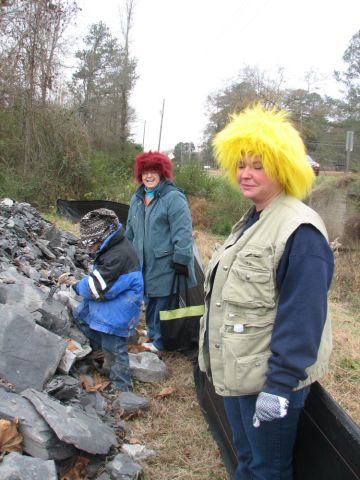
[198, 192, 332, 396]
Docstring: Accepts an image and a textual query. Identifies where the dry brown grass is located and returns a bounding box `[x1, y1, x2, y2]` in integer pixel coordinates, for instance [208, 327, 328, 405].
[43, 212, 80, 237]
[192, 229, 225, 271]
[330, 248, 360, 308]
[321, 303, 360, 425]
[131, 351, 229, 480]
[188, 198, 211, 230]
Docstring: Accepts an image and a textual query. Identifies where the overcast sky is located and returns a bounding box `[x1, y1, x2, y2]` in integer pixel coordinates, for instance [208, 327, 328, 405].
[73, 0, 360, 151]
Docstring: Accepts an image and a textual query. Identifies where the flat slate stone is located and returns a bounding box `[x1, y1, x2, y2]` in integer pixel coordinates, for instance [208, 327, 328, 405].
[34, 298, 72, 337]
[0, 452, 57, 479]
[0, 387, 75, 460]
[0, 280, 46, 311]
[22, 388, 117, 455]
[112, 391, 150, 413]
[106, 453, 142, 480]
[0, 305, 66, 392]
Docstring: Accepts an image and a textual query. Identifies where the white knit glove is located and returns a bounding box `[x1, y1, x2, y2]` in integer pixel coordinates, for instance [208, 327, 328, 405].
[253, 392, 289, 428]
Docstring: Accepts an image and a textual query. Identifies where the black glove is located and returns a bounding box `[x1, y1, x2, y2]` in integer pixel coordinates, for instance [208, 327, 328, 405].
[172, 262, 188, 277]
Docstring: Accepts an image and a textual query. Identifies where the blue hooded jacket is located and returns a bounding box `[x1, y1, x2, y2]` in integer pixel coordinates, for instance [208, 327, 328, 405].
[74, 225, 143, 337]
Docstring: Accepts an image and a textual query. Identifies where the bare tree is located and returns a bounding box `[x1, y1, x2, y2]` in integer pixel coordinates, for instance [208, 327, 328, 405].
[118, 0, 137, 144]
[69, 2, 137, 148]
[0, 0, 79, 170]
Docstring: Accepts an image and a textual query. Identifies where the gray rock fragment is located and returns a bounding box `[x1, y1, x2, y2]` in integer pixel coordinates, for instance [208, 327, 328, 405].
[34, 298, 72, 337]
[54, 288, 81, 313]
[36, 239, 56, 259]
[44, 374, 80, 401]
[0, 387, 75, 460]
[0, 452, 57, 479]
[122, 443, 156, 460]
[57, 338, 92, 374]
[129, 352, 168, 383]
[0, 305, 67, 392]
[0, 280, 46, 310]
[106, 453, 142, 480]
[112, 391, 150, 413]
[97, 473, 111, 480]
[77, 391, 107, 416]
[22, 388, 117, 454]
[0, 198, 14, 207]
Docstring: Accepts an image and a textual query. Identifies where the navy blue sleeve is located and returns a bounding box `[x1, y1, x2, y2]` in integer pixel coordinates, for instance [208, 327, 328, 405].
[264, 224, 334, 398]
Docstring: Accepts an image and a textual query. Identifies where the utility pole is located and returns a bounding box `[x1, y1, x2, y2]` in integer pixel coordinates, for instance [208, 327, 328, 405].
[142, 120, 146, 150]
[157, 99, 165, 151]
[345, 130, 354, 172]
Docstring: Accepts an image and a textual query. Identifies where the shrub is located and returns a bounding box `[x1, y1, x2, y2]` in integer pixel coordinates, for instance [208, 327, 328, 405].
[173, 161, 216, 197]
[0, 105, 91, 207]
[174, 162, 250, 236]
[330, 243, 360, 310]
[208, 176, 250, 235]
[86, 143, 140, 204]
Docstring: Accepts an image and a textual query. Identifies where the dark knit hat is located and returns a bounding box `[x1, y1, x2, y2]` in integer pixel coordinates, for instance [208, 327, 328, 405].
[80, 208, 119, 247]
[134, 151, 173, 184]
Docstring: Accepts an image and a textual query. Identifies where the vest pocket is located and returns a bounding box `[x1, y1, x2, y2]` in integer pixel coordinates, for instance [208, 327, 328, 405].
[233, 351, 271, 394]
[221, 325, 272, 394]
[222, 247, 275, 308]
[222, 267, 275, 308]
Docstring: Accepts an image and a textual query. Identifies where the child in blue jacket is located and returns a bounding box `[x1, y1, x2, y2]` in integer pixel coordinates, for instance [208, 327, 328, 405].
[71, 208, 143, 391]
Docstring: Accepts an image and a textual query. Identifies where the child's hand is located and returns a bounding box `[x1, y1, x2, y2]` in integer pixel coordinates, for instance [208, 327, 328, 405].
[57, 273, 77, 286]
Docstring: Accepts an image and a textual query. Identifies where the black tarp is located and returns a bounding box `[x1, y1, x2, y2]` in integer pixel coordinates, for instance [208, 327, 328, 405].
[194, 368, 360, 480]
[57, 199, 360, 480]
[56, 199, 129, 224]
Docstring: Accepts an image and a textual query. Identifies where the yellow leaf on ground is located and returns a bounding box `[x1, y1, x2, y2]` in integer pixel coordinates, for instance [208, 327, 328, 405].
[155, 386, 176, 398]
[0, 418, 23, 453]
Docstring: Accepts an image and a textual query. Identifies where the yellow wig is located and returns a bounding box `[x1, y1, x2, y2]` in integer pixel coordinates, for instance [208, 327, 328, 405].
[212, 105, 315, 200]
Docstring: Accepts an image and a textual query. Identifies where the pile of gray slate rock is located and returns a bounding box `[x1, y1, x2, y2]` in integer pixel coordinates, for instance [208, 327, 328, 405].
[0, 198, 168, 479]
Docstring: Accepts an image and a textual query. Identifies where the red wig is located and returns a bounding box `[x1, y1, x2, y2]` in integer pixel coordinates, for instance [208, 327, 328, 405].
[134, 151, 173, 184]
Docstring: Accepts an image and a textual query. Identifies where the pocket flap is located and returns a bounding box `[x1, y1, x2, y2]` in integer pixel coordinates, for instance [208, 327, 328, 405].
[154, 248, 173, 258]
[234, 269, 270, 283]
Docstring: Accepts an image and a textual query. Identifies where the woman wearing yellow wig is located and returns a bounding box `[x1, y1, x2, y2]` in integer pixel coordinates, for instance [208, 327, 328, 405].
[198, 105, 334, 480]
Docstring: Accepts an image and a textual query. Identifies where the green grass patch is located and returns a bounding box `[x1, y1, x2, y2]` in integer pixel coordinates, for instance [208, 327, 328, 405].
[174, 162, 250, 236]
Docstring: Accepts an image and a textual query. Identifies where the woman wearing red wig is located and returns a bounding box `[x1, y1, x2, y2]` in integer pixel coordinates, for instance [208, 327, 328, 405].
[126, 151, 196, 352]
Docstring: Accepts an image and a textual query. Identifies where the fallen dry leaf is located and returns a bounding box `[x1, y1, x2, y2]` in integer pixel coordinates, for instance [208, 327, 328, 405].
[128, 344, 148, 353]
[0, 418, 23, 453]
[60, 455, 90, 480]
[92, 372, 111, 391]
[79, 373, 111, 392]
[66, 339, 80, 352]
[155, 386, 176, 398]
